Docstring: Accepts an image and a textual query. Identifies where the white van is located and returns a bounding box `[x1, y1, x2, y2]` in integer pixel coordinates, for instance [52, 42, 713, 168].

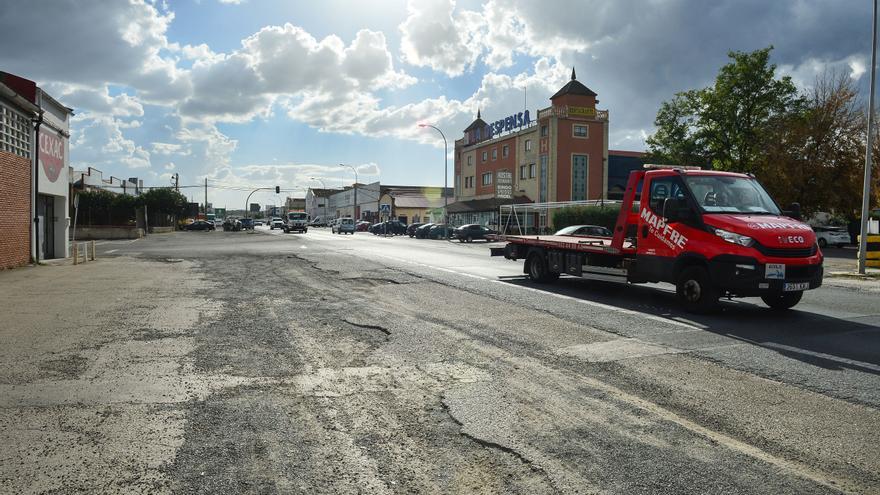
[332, 217, 356, 235]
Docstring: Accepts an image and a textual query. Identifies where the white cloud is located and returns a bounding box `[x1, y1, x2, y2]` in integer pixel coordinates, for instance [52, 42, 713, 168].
[70, 115, 152, 170]
[399, 0, 484, 77]
[164, 162, 176, 170]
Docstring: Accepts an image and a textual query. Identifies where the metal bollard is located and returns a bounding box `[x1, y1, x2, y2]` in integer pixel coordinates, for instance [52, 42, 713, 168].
[73, 242, 79, 265]
[90, 241, 96, 261]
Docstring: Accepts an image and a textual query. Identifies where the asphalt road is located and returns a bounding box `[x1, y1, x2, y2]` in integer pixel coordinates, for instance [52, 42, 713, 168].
[4, 228, 878, 494]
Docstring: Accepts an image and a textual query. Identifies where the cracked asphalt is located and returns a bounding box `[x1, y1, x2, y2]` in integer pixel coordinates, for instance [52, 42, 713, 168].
[1, 228, 879, 494]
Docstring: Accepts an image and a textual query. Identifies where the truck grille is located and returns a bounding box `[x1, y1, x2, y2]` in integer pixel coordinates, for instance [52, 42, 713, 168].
[755, 243, 818, 258]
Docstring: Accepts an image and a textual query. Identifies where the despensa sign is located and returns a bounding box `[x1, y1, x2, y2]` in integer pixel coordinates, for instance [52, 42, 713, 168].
[640, 208, 688, 250]
[485, 110, 531, 138]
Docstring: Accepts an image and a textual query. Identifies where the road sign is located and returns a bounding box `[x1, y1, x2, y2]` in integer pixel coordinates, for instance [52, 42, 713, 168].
[379, 203, 391, 214]
[496, 170, 513, 199]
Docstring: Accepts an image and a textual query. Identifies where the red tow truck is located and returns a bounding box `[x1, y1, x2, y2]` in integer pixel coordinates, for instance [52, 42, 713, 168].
[491, 165, 824, 312]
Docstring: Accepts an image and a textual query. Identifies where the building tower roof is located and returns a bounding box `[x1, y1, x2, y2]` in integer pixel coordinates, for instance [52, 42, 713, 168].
[464, 108, 488, 132]
[550, 67, 597, 99]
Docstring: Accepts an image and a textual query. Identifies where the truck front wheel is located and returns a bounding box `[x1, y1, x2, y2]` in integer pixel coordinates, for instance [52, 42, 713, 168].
[761, 291, 802, 310]
[527, 252, 559, 283]
[676, 266, 719, 313]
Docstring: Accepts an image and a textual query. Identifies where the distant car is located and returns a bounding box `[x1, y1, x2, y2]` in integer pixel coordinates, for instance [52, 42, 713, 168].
[370, 221, 407, 235]
[270, 217, 283, 230]
[452, 224, 497, 243]
[332, 217, 356, 234]
[240, 218, 254, 230]
[253, 220, 264, 226]
[356, 221, 371, 232]
[813, 226, 850, 248]
[414, 223, 435, 239]
[309, 217, 328, 227]
[406, 223, 425, 237]
[427, 224, 453, 239]
[554, 225, 613, 237]
[184, 220, 214, 231]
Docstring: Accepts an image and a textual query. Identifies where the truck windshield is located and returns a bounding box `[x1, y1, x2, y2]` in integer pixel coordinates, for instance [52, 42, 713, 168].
[684, 175, 780, 215]
[288, 213, 307, 220]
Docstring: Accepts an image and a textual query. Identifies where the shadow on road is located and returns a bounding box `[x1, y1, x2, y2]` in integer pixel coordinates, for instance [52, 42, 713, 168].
[499, 276, 880, 374]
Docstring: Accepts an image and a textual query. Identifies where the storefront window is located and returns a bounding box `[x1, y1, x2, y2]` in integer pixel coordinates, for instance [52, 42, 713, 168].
[572, 155, 588, 201]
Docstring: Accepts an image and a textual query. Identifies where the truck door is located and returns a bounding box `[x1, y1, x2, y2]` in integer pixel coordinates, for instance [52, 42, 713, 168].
[637, 174, 689, 279]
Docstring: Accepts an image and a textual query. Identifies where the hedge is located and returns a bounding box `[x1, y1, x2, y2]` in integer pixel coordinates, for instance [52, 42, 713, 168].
[552, 205, 621, 231]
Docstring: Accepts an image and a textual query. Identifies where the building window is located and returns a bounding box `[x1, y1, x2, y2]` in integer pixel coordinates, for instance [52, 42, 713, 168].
[529, 163, 536, 178]
[502, 145, 509, 158]
[539, 156, 548, 203]
[482, 172, 493, 186]
[482, 151, 488, 162]
[541, 125, 548, 137]
[492, 148, 497, 160]
[466, 176, 475, 188]
[572, 155, 588, 201]
[467, 155, 472, 166]
[519, 165, 527, 179]
[0, 104, 32, 159]
[573, 124, 588, 138]
[524, 139, 532, 152]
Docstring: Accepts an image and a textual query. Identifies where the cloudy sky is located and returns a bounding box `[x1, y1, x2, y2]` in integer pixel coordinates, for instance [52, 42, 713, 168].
[0, 0, 873, 208]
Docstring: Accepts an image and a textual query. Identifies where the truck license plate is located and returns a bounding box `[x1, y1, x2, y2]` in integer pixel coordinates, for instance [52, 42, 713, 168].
[784, 282, 809, 291]
[766, 263, 785, 279]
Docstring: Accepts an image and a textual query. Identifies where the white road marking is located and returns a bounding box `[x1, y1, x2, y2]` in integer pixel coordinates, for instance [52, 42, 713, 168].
[106, 249, 118, 254]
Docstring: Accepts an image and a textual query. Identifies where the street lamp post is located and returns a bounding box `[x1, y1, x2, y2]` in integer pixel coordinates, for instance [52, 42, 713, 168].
[859, 0, 878, 274]
[339, 164, 358, 220]
[310, 177, 329, 224]
[419, 123, 449, 236]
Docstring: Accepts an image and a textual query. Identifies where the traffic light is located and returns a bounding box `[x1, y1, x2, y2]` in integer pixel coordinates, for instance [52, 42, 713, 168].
[275, 186, 280, 194]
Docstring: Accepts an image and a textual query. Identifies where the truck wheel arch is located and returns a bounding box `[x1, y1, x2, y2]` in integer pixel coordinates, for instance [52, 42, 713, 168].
[673, 253, 710, 282]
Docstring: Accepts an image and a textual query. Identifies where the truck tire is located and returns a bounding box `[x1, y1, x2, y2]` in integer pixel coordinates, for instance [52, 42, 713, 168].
[676, 266, 719, 313]
[761, 291, 803, 310]
[527, 252, 559, 283]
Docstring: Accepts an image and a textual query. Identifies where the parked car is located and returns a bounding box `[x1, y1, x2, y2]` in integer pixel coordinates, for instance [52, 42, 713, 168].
[183, 220, 215, 231]
[414, 223, 435, 239]
[452, 224, 497, 242]
[813, 225, 851, 248]
[427, 224, 453, 239]
[370, 221, 407, 235]
[332, 217, 356, 234]
[309, 217, 328, 227]
[406, 223, 425, 237]
[222, 218, 241, 231]
[253, 220, 264, 226]
[554, 224, 612, 237]
[356, 221, 371, 232]
[270, 217, 283, 230]
[240, 218, 254, 230]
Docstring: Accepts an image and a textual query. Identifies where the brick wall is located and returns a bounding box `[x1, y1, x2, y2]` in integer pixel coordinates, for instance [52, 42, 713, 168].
[0, 150, 31, 269]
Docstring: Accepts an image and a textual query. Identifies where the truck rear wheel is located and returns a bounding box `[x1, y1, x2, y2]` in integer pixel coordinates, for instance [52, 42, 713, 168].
[676, 266, 719, 313]
[761, 291, 802, 310]
[527, 252, 559, 283]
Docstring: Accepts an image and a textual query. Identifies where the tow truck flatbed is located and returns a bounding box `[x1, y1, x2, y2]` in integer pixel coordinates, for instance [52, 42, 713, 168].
[490, 234, 635, 255]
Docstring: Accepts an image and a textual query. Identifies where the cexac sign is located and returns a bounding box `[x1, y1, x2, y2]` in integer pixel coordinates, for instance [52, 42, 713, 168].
[485, 110, 531, 138]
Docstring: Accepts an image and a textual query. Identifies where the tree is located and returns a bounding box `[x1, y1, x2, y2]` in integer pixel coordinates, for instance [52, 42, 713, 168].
[648, 46, 802, 175]
[645, 90, 708, 166]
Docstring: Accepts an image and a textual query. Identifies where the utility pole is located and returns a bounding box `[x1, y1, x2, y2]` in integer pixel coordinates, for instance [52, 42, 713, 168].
[419, 123, 449, 237]
[175, 173, 179, 192]
[860, 0, 878, 274]
[204, 177, 208, 215]
[340, 164, 358, 220]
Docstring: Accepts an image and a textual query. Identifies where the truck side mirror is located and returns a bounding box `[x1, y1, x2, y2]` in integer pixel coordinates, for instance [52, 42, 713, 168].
[663, 197, 693, 223]
[784, 202, 802, 220]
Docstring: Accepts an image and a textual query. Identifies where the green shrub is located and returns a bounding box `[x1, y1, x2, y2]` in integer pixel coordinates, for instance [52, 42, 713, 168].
[552, 205, 621, 232]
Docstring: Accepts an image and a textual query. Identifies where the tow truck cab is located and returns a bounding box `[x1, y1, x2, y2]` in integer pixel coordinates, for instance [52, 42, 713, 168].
[621, 167, 822, 310]
[496, 166, 823, 312]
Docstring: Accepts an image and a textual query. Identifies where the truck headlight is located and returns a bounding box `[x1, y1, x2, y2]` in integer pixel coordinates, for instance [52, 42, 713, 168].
[714, 228, 755, 247]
